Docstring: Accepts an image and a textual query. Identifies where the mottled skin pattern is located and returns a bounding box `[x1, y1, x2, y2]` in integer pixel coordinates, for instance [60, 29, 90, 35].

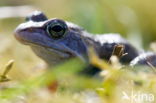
[14, 11, 156, 75]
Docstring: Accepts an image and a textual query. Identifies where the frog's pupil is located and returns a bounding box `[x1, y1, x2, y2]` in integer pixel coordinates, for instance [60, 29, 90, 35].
[46, 20, 67, 39]
[52, 25, 63, 32]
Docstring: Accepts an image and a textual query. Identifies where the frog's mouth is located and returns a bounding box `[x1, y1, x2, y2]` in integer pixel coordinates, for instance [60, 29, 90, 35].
[14, 30, 85, 62]
[15, 31, 73, 56]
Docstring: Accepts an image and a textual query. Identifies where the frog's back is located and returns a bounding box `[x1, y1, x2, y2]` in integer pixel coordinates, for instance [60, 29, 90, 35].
[93, 34, 139, 63]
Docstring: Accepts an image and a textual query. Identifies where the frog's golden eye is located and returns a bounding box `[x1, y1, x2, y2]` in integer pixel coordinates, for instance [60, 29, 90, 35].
[46, 20, 67, 39]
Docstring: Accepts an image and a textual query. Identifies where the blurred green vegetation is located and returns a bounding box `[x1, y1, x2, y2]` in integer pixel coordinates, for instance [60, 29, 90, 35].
[1, 0, 156, 45]
[0, 0, 156, 103]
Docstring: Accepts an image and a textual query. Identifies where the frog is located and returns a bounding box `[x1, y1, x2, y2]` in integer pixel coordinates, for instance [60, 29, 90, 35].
[14, 11, 156, 75]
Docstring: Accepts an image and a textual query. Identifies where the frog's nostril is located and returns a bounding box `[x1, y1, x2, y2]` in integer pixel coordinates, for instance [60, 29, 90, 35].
[26, 11, 48, 22]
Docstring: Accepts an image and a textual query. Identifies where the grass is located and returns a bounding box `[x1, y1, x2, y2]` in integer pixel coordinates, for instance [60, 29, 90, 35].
[0, 49, 156, 103]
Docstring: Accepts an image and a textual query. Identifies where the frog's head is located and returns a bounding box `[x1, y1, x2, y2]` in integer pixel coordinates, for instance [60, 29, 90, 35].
[14, 11, 88, 65]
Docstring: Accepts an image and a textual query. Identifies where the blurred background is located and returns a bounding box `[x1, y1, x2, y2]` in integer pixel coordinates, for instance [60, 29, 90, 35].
[0, 0, 155, 80]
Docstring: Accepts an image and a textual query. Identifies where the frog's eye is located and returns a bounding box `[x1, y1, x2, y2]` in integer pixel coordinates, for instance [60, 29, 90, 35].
[46, 20, 68, 39]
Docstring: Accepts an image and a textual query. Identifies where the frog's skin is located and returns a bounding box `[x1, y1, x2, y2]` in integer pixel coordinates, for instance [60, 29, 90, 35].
[14, 11, 156, 73]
